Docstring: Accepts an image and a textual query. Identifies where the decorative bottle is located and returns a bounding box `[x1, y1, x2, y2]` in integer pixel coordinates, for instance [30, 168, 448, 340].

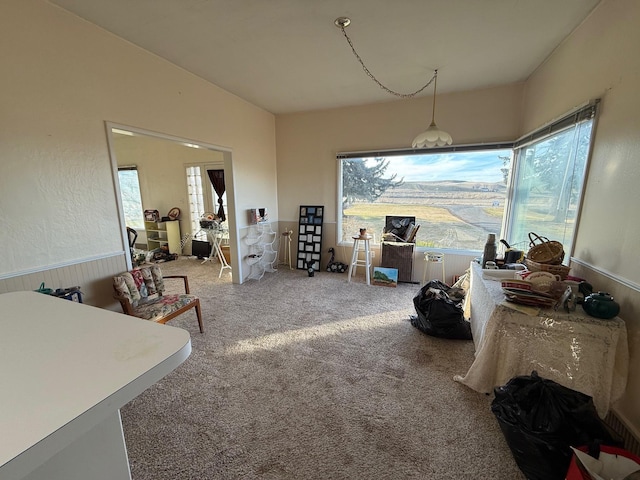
[482, 233, 497, 268]
[582, 292, 620, 319]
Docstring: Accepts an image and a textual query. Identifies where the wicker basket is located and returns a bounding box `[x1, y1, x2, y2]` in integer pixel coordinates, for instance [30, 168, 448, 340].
[524, 258, 571, 280]
[527, 232, 565, 265]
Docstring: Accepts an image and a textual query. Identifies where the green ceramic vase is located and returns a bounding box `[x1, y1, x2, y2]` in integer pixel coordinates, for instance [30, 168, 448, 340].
[582, 292, 620, 319]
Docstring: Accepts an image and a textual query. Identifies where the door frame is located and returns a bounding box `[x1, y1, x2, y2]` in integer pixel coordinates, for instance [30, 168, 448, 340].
[105, 121, 239, 283]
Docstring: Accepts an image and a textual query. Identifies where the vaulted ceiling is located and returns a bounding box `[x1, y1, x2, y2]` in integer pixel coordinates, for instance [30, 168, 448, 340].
[50, 0, 601, 114]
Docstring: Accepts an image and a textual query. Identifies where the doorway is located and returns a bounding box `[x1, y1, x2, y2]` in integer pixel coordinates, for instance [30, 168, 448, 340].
[106, 123, 238, 283]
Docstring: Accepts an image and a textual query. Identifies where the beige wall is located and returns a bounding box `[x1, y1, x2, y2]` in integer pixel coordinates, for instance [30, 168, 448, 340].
[522, 0, 640, 437]
[522, 0, 640, 286]
[276, 83, 523, 227]
[0, 0, 277, 285]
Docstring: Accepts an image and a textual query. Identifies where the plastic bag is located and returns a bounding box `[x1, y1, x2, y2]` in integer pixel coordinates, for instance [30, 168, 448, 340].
[410, 280, 471, 339]
[491, 371, 622, 480]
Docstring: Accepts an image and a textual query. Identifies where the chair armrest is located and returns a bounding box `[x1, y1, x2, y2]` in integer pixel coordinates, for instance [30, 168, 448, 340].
[113, 293, 135, 315]
[164, 275, 190, 294]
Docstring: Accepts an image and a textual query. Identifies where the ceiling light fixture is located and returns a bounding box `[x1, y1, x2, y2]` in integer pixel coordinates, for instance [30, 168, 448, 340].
[334, 17, 452, 148]
[410, 69, 453, 148]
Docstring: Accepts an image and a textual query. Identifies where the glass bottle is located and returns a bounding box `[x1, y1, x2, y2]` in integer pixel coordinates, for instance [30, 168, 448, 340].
[482, 233, 497, 268]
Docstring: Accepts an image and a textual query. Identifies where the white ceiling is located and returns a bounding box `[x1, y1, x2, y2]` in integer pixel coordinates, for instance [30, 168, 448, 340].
[49, 0, 601, 114]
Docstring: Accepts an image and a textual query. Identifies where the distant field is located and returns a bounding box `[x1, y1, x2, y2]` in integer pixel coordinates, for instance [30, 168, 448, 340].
[345, 203, 462, 224]
[343, 181, 506, 249]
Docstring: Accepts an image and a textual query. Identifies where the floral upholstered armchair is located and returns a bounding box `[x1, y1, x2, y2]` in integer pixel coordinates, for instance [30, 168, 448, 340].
[113, 265, 204, 333]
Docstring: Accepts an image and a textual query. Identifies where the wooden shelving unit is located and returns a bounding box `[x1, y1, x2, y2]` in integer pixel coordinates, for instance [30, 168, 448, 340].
[144, 220, 181, 254]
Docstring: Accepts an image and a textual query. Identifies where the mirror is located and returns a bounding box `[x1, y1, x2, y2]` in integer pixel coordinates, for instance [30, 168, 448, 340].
[106, 124, 236, 282]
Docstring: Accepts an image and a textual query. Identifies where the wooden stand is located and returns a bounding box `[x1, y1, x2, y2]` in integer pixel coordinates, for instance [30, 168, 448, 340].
[381, 241, 414, 283]
[347, 235, 372, 285]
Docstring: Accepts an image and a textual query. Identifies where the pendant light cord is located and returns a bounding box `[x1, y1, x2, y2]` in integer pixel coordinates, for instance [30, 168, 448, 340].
[336, 21, 435, 99]
[431, 69, 438, 124]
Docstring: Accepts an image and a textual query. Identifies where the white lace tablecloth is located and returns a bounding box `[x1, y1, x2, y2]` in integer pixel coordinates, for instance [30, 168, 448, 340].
[454, 262, 628, 418]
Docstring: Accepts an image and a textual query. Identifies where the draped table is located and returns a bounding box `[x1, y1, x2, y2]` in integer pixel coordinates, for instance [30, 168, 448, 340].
[454, 261, 628, 418]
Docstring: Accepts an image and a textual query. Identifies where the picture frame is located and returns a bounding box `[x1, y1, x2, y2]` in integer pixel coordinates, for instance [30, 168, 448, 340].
[144, 209, 159, 222]
[249, 208, 268, 224]
[372, 267, 398, 287]
[296, 205, 324, 271]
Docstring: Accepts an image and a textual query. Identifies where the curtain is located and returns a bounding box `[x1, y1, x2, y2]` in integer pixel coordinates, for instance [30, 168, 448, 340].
[207, 169, 226, 221]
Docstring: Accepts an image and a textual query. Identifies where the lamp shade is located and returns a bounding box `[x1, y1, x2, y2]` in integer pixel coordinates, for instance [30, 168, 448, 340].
[412, 122, 453, 148]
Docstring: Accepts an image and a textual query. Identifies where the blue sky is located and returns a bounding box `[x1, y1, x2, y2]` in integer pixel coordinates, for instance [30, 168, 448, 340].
[363, 150, 512, 183]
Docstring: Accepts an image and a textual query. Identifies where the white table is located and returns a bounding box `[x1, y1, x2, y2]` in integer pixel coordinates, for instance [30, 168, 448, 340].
[454, 262, 628, 418]
[0, 291, 191, 480]
[199, 227, 232, 277]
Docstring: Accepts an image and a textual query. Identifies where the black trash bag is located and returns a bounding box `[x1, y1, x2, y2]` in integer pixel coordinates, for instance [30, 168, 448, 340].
[410, 280, 471, 339]
[491, 371, 623, 480]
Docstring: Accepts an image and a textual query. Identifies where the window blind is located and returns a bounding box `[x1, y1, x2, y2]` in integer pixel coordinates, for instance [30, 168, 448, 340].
[514, 99, 600, 150]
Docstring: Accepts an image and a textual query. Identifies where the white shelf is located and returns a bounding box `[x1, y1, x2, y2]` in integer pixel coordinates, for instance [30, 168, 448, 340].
[145, 220, 181, 254]
[245, 236, 261, 246]
[244, 222, 278, 280]
[246, 254, 262, 265]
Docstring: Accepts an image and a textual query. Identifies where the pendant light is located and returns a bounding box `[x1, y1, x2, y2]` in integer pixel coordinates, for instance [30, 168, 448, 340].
[411, 69, 452, 148]
[335, 17, 452, 148]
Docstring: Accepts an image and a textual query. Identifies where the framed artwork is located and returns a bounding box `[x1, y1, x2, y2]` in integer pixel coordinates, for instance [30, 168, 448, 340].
[372, 267, 398, 287]
[144, 209, 159, 222]
[249, 208, 268, 224]
[167, 207, 181, 220]
[296, 205, 324, 270]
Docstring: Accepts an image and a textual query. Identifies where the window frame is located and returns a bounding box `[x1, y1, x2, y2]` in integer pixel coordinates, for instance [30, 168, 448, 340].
[184, 162, 226, 240]
[336, 99, 599, 258]
[501, 100, 599, 262]
[116, 165, 145, 231]
[336, 143, 514, 254]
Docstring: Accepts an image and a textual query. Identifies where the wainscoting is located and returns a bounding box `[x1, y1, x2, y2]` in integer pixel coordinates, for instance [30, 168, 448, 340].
[570, 257, 640, 449]
[606, 411, 640, 457]
[0, 252, 128, 308]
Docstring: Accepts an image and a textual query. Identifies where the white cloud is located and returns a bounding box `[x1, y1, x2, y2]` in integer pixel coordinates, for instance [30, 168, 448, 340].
[363, 151, 510, 182]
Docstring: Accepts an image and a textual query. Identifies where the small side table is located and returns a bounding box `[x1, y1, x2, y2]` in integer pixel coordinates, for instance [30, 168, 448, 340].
[422, 252, 446, 285]
[381, 241, 414, 283]
[347, 235, 372, 285]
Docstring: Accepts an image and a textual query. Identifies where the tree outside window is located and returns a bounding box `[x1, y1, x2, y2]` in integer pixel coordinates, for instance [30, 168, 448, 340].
[507, 120, 593, 261]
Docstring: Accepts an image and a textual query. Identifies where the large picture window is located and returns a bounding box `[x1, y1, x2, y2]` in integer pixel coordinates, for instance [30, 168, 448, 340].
[505, 103, 597, 262]
[338, 100, 598, 258]
[339, 146, 513, 251]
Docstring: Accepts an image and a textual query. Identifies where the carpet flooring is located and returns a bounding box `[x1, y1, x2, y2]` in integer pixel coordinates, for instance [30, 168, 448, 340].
[120, 256, 524, 479]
